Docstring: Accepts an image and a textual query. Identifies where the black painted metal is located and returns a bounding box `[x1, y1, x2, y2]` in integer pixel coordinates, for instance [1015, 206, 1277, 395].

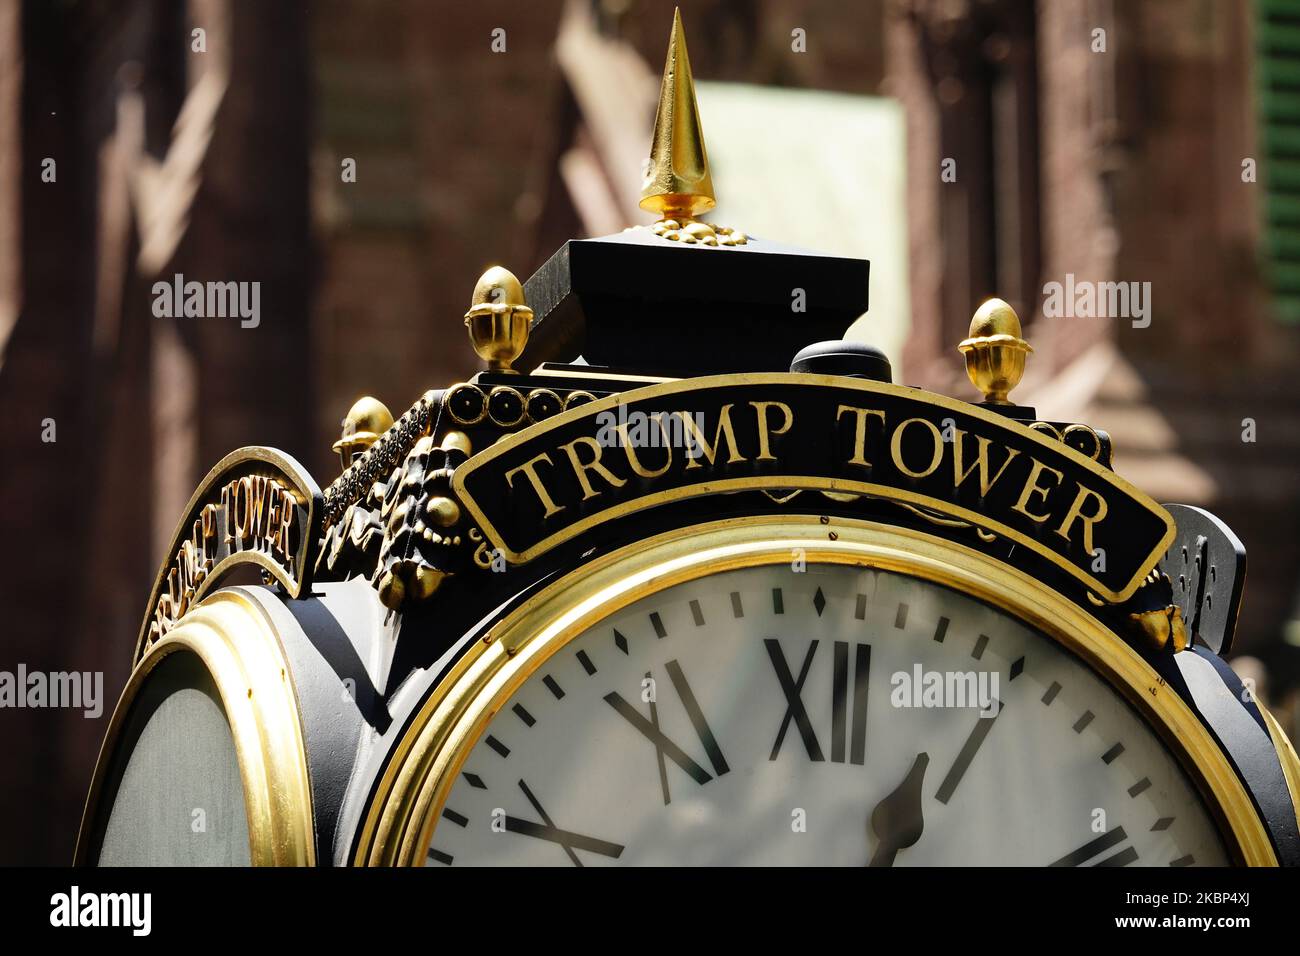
[1150, 646, 1300, 866]
[789, 340, 892, 382]
[518, 229, 870, 375]
[1159, 503, 1247, 656]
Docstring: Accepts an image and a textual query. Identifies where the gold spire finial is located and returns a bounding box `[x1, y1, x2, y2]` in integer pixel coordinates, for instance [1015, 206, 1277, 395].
[958, 298, 1033, 404]
[639, 7, 715, 220]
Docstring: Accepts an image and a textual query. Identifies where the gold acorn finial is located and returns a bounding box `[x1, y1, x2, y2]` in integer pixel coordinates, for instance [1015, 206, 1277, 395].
[958, 298, 1033, 405]
[639, 7, 715, 221]
[464, 265, 533, 373]
[332, 396, 394, 471]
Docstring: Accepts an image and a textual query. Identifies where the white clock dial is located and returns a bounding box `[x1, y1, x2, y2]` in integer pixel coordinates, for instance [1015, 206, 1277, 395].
[425, 562, 1228, 866]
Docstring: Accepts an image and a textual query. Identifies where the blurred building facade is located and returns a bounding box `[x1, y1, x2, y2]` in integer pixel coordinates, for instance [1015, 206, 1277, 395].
[1, 0, 1298, 863]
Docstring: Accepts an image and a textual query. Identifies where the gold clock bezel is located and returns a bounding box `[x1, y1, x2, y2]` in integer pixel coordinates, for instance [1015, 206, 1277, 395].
[356, 515, 1277, 866]
[76, 588, 316, 866]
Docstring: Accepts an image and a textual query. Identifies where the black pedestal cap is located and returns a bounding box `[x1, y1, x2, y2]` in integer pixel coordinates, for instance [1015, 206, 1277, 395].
[790, 340, 892, 383]
[517, 229, 870, 377]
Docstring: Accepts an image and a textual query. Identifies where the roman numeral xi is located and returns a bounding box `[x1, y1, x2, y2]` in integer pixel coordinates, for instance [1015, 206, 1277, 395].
[605, 660, 729, 805]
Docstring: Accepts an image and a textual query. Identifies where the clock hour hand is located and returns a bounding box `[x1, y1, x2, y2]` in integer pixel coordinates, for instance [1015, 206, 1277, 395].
[505, 779, 625, 866]
[867, 752, 929, 867]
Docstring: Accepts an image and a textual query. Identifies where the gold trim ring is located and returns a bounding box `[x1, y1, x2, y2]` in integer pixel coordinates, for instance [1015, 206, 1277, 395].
[356, 516, 1276, 867]
[77, 589, 316, 866]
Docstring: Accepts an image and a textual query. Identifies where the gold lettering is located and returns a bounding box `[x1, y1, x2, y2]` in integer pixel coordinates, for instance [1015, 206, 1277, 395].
[505, 452, 566, 518]
[265, 493, 280, 556]
[234, 476, 253, 540]
[679, 405, 747, 470]
[1012, 459, 1064, 524]
[751, 401, 794, 461]
[221, 481, 235, 544]
[263, 483, 281, 553]
[952, 431, 1021, 497]
[561, 436, 628, 501]
[178, 540, 200, 595]
[154, 594, 173, 636]
[274, 490, 296, 561]
[890, 417, 945, 479]
[261, 480, 279, 549]
[1055, 484, 1109, 557]
[187, 517, 205, 576]
[192, 533, 211, 584]
[618, 415, 673, 479]
[165, 566, 182, 616]
[249, 476, 270, 549]
[200, 503, 219, 561]
[836, 405, 886, 467]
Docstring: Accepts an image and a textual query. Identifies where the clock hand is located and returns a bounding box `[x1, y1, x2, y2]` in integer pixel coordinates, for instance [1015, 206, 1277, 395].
[506, 779, 625, 866]
[935, 698, 1003, 804]
[867, 752, 929, 867]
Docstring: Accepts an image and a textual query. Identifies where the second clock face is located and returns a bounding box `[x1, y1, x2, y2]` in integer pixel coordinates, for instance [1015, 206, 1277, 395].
[424, 562, 1228, 866]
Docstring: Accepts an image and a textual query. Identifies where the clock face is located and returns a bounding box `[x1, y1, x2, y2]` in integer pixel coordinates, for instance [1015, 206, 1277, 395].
[424, 561, 1229, 866]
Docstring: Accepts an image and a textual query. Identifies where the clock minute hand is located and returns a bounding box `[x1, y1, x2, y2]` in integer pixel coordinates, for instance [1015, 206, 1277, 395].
[867, 752, 929, 867]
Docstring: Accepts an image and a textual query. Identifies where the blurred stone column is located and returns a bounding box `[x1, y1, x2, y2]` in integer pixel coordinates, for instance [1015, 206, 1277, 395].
[0, 0, 314, 863]
[190, 0, 314, 471]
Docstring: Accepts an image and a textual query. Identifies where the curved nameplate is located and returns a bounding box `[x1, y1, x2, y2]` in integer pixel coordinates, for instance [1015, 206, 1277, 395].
[452, 374, 1174, 604]
[134, 447, 322, 665]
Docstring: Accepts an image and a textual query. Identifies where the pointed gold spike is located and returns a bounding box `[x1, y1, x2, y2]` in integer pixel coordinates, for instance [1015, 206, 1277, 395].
[639, 7, 715, 220]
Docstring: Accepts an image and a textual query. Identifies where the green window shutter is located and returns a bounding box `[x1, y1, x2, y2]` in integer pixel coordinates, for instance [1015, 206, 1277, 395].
[1260, 0, 1300, 323]
[1253, 0, 1300, 321]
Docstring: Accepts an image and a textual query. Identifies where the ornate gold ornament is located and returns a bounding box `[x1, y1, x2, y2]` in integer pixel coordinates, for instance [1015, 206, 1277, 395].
[332, 396, 394, 471]
[958, 298, 1033, 405]
[374, 434, 458, 608]
[1129, 605, 1190, 654]
[319, 428, 477, 611]
[648, 218, 748, 246]
[323, 389, 439, 526]
[463, 266, 533, 373]
[1125, 567, 1191, 654]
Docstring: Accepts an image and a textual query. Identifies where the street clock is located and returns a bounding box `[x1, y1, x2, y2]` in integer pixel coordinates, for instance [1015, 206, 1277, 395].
[78, 10, 1300, 868]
